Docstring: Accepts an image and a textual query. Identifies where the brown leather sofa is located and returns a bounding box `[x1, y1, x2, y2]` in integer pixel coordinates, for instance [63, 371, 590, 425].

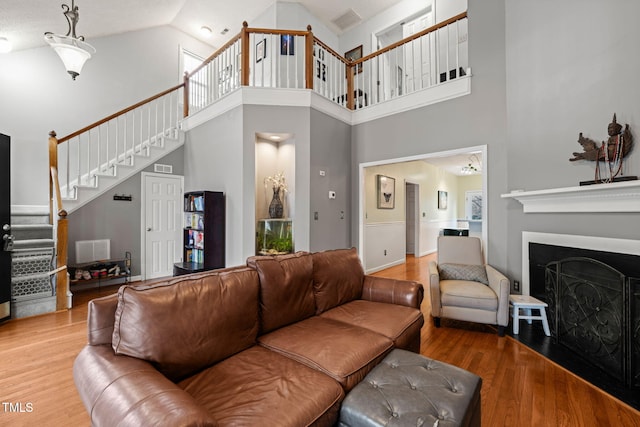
[73, 248, 424, 426]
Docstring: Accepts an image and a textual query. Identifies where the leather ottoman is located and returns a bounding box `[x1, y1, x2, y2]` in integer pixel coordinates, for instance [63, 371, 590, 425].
[338, 349, 482, 427]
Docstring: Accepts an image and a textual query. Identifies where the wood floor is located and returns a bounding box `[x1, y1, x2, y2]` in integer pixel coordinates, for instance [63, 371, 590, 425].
[0, 254, 639, 426]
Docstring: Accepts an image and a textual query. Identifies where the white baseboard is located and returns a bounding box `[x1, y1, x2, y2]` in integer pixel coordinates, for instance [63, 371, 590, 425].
[419, 248, 437, 257]
[365, 258, 405, 275]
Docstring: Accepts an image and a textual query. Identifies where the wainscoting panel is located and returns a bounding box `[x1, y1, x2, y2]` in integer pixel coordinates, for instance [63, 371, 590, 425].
[364, 222, 406, 273]
[419, 220, 442, 257]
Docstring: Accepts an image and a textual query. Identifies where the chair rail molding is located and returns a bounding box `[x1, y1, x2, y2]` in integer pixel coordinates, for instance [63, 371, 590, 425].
[501, 180, 640, 213]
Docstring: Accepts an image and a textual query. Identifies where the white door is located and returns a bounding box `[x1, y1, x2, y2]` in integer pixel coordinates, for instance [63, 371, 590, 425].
[142, 173, 183, 280]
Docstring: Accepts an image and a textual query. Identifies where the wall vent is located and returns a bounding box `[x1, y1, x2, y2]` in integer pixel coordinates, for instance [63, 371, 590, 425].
[154, 164, 173, 174]
[332, 8, 362, 32]
[76, 239, 110, 264]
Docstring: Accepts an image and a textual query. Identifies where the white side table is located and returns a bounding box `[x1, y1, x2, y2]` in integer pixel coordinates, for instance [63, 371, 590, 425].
[509, 295, 550, 336]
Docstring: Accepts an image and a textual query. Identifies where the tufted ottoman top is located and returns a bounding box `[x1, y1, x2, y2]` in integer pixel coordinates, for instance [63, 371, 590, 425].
[338, 349, 482, 427]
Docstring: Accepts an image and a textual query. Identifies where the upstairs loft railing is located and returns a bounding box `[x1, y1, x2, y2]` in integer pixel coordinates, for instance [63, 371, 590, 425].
[184, 12, 468, 113]
[48, 11, 468, 310]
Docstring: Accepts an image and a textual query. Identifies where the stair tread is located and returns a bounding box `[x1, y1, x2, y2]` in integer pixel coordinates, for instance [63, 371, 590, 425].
[13, 239, 55, 248]
[12, 224, 53, 230]
[12, 272, 51, 281]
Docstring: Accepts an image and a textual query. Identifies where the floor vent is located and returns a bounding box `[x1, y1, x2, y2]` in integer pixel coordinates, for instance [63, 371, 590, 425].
[76, 239, 110, 264]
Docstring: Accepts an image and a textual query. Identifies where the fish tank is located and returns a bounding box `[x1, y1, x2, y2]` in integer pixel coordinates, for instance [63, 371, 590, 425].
[256, 219, 293, 255]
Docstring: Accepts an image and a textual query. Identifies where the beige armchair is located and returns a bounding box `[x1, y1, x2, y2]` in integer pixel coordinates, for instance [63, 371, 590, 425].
[428, 236, 510, 336]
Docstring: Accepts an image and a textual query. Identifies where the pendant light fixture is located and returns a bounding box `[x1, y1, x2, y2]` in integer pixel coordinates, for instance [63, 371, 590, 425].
[44, 1, 96, 80]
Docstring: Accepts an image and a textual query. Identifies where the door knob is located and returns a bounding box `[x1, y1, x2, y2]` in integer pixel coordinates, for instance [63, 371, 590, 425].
[147, 227, 152, 231]
[2, 224, 9, 232]
[3, 234, 14, 251]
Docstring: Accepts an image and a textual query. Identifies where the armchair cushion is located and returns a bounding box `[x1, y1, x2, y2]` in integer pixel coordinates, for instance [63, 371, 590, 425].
[438, 263, 489, 285]
[440, 280, 498, 311]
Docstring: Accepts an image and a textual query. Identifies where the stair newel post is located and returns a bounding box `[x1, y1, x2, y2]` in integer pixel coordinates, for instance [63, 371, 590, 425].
[305, 25, 314, 90]
[48, 131, 58, 225]
[241, 21, 250, 86]
[347, 64, 355, 110]
[183, 71, 190, 118]
[56, 210, 68, 311]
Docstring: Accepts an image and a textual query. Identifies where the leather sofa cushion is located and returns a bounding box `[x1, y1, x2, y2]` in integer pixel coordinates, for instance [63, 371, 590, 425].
[247, 252, 316, 334]
[259, 316, 393, 391]
[180, 345, 344, 427]
[112, 267, 260, 382]
[320, 300, 424, 350]
[312, 248, 364, 314]
[74, 345, 216, 427]
[441, 279, 498, 311]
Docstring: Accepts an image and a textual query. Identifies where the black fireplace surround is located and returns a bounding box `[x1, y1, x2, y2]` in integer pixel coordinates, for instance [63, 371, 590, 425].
[529, 243, 640, 391]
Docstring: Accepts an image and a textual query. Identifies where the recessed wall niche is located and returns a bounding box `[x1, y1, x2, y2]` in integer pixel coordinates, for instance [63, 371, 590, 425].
[255, 132, 296, 247]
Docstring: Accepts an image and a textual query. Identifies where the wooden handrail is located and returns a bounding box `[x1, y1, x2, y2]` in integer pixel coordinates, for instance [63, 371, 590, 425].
[354, 11, 468, 65]
[312, 37, 349, 64]
[48, 131, 58, 225]
[187, 32, 243, 79]
[50, 167, 67, 218]
[246, 27, 310, 37]
[57, 83, 185, 144]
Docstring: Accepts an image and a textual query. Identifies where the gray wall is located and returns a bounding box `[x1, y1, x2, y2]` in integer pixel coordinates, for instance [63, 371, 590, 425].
[351, 0, 509, 270]
[67, 147, 185, 276]
[504, 1, 640, 283]
[2, 25, 211, 207]
[183, 104, 352, 265]
[183, 107, 245, 267]
[310, 109, 351, 251]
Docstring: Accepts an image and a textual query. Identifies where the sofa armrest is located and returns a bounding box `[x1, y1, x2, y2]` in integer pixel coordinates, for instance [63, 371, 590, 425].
[87, 294, 119, 345]
[428, 261, 442, 318]
[486, 265, 511, 327]
[362, 276, 423, 309]
[73, 345, 216, 427]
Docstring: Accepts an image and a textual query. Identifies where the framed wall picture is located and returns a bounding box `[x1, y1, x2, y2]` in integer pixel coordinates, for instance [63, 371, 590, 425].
[377, 175, 395, 209]
[438, 190, 448, 210]
[256, 38, 266, 62]
[280, 35, 295, 55]
[345, 45, 363, 74]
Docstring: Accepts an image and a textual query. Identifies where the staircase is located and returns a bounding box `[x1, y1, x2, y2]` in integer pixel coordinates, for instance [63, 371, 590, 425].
[52, 84, 186, 215]
[10, 208, 56, 318]
[60, 127, 184, 214]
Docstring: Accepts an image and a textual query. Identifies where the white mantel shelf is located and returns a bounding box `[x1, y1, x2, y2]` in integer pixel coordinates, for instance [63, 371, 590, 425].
[501, 180, 640, 213]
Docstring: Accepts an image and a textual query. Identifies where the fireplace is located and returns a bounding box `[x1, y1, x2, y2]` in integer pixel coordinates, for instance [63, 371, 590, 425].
[523, 232, 640, 390]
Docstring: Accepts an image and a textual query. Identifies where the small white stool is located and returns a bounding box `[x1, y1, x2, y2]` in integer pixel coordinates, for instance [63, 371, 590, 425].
[509, 295, 550, 336]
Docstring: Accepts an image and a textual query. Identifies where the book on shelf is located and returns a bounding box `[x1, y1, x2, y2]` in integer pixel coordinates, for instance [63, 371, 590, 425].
[185, 194, 205, 212]
[184, 213, 204, 229]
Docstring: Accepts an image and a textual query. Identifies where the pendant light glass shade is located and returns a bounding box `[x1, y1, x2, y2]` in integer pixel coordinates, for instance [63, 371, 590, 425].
[44, 33, 95, 80]
[44, 1, 95, 80]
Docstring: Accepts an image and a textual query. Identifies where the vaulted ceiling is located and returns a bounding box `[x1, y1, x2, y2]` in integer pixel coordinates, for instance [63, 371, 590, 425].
[0, 0, 404, 52]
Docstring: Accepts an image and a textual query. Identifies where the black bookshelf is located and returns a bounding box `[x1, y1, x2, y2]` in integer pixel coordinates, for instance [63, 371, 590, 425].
[175, 191, 225, 275]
